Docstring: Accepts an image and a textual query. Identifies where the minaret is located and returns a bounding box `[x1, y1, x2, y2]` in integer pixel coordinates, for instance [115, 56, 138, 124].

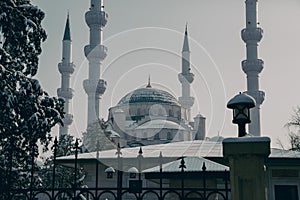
[241, 0, 265, 136]
[57, 14, 75, 137]
[83, 0, 108, 126]
[178, 25, 194, 122]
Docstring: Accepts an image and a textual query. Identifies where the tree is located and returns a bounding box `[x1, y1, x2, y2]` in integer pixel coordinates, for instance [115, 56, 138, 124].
[286, 107, 300, 151]
[82, 119, 116, 152]
[0, 0, 64, 188]
[39, 135, 86, 189]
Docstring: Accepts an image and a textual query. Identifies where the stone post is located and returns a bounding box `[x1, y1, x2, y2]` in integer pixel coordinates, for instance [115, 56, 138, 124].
[223, 137, 270, 200]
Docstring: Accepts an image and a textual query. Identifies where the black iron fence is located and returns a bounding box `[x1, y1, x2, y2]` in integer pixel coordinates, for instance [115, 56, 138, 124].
[0, 138, 230, 200]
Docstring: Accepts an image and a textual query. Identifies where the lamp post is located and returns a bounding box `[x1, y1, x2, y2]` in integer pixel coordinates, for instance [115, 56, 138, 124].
[227, 92, 256, 137]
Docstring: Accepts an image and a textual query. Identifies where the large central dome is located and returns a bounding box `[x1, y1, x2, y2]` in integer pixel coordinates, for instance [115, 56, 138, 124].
[117, 87, 180, 106]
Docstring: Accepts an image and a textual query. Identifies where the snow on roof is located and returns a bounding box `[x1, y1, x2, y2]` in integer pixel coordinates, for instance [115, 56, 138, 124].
[57, 140, 300, 163]
[223, 136, 270, 143]
[58, 140, 223, 161]
[270, 148, 300, 158]
[143, 156, 229, 173]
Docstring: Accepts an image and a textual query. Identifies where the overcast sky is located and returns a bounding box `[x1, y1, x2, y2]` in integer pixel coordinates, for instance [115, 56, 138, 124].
[32, 0, 300, 148]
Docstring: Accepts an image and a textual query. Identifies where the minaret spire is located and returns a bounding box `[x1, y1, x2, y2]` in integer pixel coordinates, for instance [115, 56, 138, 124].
[63, 12, 71, 41]
[146, 75, 152, 88]
[57, 13, 75, 137]
[83, 0, 108, 127]
[183, 23, 190, 52]
[178, 25, 194, 122]
[241, 0, 265, 136]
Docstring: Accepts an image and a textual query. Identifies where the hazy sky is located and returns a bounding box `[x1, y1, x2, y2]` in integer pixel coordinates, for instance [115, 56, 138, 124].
[32, 0, 300, 148]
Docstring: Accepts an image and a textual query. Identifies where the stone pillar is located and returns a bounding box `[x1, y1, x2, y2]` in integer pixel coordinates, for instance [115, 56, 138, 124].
[223, 137, 270, 200]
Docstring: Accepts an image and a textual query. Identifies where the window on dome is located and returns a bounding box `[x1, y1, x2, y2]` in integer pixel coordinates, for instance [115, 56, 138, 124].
[154, 133, 160, 140]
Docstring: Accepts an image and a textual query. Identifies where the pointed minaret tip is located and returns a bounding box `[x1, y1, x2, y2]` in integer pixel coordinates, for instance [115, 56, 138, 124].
[182, 24, 190, 52]
[146, 74, 152, 88]
[185, 22, 188, 35]
[63, 12, 71, 41]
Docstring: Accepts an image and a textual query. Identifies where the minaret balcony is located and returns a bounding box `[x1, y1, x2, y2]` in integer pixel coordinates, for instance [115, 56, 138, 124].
[179, 97, 195, 108]
[178, 73, 194, 84]
[57, 88, 74, 99]
[84, 44, 108, 61]
[83, 79, 106, 96]
[242, 59, 264, 73]
[85, 10, 108, 27]
[96, 79, 107, 95]
[58, 63, 75, 74]
[83, 79, 97, 94]
[63, 114, 73, 126]
[241, 27, 263, 43]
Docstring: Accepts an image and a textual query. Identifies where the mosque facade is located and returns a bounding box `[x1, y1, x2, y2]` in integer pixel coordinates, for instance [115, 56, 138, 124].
[57, 0, 206, 148]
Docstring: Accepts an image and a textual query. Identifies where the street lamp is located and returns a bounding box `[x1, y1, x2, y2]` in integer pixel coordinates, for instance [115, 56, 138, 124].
[227, 92, 256, 137]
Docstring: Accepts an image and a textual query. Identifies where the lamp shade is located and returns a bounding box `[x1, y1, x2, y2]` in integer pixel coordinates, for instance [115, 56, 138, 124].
[227, 92, 256, 124]
[227, 92, 256, 109]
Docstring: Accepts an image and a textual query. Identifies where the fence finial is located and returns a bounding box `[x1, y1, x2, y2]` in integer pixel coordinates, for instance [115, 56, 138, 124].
[179, 157, 186, 172]
[202, 162, 207, 171]
[116, 143, 122, 157]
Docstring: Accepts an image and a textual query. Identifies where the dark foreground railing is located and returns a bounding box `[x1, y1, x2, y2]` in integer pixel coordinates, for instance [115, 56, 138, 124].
[0, 138, 231, 200]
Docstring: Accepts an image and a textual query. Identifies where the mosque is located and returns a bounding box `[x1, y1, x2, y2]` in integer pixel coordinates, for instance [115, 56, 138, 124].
[57, 0, 266, 147]
[56, 0, 300, 199]
[57, 1, 207, 148]
[105, 27, 206, 148]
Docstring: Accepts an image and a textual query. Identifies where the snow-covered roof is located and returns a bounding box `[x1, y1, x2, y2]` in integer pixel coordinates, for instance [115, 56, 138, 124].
[223, 136, 270, 143]
[57, 140, 300, 162]
[143, 156, 229, 173]
[58, 140, 223, 161]
[270, 148, 300, 158]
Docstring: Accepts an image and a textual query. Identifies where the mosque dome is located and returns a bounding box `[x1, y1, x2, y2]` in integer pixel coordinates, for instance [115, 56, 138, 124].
[117, 87, 180, 106]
